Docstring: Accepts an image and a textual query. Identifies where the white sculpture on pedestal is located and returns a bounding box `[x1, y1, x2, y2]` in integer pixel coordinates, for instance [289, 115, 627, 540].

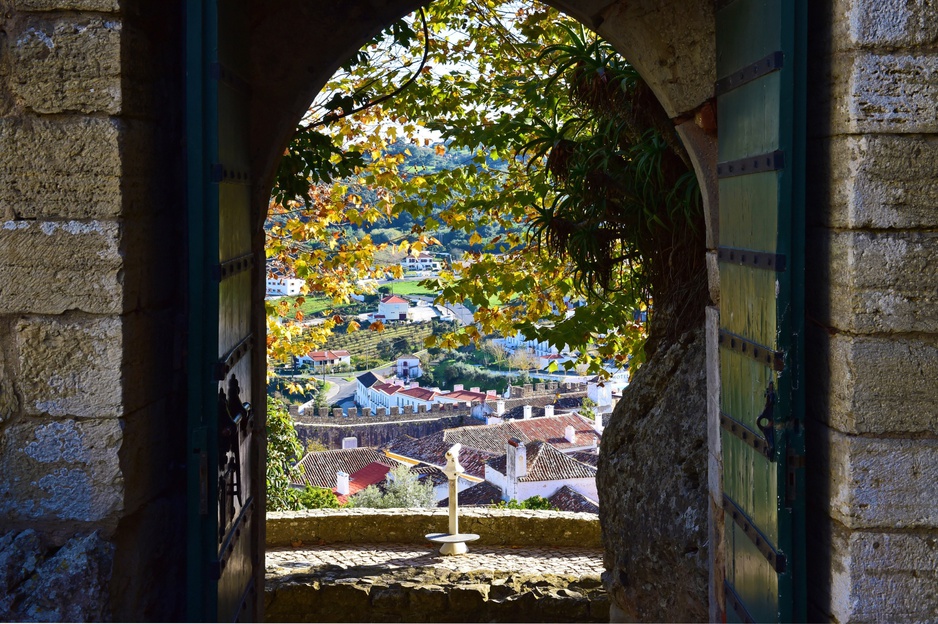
[425, 443, 480, 555]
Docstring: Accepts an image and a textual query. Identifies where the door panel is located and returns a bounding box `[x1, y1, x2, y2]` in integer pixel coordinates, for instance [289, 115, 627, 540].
[187, 0, 259, 620]
[716, 0, 806, 621]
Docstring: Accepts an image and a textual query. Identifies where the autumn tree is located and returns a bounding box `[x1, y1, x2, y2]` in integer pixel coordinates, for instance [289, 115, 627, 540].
[267, 0, 704, 377]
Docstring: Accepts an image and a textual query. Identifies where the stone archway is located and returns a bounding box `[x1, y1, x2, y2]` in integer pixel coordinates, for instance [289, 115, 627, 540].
[244, 1, 719, 620]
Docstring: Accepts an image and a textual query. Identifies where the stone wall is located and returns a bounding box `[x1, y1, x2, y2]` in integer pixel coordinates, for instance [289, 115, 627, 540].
[265, 565, 609, 623]
[296, 415, 471, 450]
[0, 1, 187, 620]
[266, 508, 602, 549]
[805, 1, 938, 621]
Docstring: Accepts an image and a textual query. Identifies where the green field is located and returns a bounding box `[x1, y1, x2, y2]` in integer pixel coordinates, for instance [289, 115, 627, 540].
[384, 280, 438, 297]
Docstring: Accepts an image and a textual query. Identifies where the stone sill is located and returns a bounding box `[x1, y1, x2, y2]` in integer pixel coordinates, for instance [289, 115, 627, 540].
[266, 508, 601, 549]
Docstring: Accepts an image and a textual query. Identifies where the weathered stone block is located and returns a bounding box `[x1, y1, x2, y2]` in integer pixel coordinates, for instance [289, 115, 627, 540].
[11, 0, 119, 10]
[0, 336, 18, 424]
[807, 328, 938, 435]
[0, 116, 121, 220]
[813, 421, 938, 529]
[838, 0, 938, 49]
[8, 16, 121, 114]
[0, 418, 122, 524]
[815, 523, 938, 623]
[0, 219, 123, 315]
[829, 51, 938, 133]
[17, 531, 114, 622]
[809, 229, 938, 334]
[15, 315, 122, 417]
[819, 135, 938, 229]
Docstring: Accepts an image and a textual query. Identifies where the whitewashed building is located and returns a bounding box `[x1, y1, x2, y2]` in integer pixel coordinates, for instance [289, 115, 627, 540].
[266, 277, 304, 296]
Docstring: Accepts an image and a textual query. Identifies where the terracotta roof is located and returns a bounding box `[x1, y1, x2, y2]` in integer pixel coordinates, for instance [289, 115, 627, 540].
[509, 413, 601, 451]
[356, 371, 385, 389]
[438, 481, 503, 508]
[547, 485, 599, 514]
[295, 447, 391, 488]
[409, 463, 448, 487]
[443, 389, 489, 403]
[398, 386, 438, 402]
[372, 381, 403, 396]
[442, 422, 529, 455]
[486, 441, 597, 482]
[386, 432, 496, 479]
[380, 295, 409, 304]
[335, 461, 392, 504]
[308, 349, 351, 362]
[568, 450, 600, 468]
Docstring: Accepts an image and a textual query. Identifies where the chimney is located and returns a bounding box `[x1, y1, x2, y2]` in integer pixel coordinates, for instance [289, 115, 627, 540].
[336, 471, 350, 496]
[505, 438, 527, 501]
[453, 384, 464, 392]
[496, 400, 506, 416]
[565, 425, 576, 443]
[342, 436, 358, 449]
[409, 382, 419, 389]
[486, 389, 498, 397]
[544, 404, 554, 418]
[470, 387, 480, 393]
[523, 405, 532, 419]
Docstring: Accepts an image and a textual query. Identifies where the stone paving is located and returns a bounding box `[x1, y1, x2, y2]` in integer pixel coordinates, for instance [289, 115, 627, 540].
[266, 542, 604, 578]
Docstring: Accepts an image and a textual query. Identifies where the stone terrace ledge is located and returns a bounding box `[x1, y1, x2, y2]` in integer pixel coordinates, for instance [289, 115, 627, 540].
[265, 508, 608, 622]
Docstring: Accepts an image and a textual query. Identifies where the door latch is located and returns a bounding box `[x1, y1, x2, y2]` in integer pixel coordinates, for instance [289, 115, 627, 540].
[756, 381, 777, 460]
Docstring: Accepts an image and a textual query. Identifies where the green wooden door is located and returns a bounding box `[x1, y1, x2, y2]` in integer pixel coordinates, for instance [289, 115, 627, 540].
[716, 0, 806, 621]
[186, 0, 260, 620]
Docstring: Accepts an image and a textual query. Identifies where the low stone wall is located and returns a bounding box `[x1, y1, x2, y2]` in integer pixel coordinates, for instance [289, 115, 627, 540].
[267, 508, 601, 549]
[265, 509, 606, 623]
[265, 565, 609, 623]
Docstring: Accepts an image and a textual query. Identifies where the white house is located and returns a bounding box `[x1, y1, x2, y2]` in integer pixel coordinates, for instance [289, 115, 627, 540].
[485, 439, 598, 503]
[400, 253, 442, 273]
[376, 294, 410, 321]
[396, 354, 422, 379]
[266, 277, 304, 296]
[297, 349, 351, 371]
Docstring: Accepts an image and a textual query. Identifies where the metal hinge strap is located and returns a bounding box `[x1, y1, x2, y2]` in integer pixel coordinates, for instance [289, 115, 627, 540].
[215, 252, 254, 281]
[723, 493, 787, 573]
[210, 163, 251, 185]
[210, 497, 254, 580]
[718, 329, 785, 371]
[720, 412, 773, 459]
[215, 334, 253, 381]
[715, 51, 784, 96]
[724, 580, 756, 624]
[717, 150, 785, 178]
[718, 246, 787, 272]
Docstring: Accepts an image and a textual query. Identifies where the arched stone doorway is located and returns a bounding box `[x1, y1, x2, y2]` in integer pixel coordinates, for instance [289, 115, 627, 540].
[1, 0, 936, 622]
[230, 1, 726, 621]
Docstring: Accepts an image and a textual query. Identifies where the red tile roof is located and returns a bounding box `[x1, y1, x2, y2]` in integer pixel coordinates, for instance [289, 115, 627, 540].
[380, 295, 409, 304]
[438, 481, 503, 507]
[547, 485, 599, 514]
[486, 441, 597, 482]
[308, 349, 351, 362]
[372, 381, 403, 396]
[386, 432, 496, 479]
[334, 461, 392, 504]
[509, 413, 600, 451]
[443, 389, 489, 403]
[568, 450, 600, 468]
[398, 386, 438, 402]
[295, 447, 391, 488]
